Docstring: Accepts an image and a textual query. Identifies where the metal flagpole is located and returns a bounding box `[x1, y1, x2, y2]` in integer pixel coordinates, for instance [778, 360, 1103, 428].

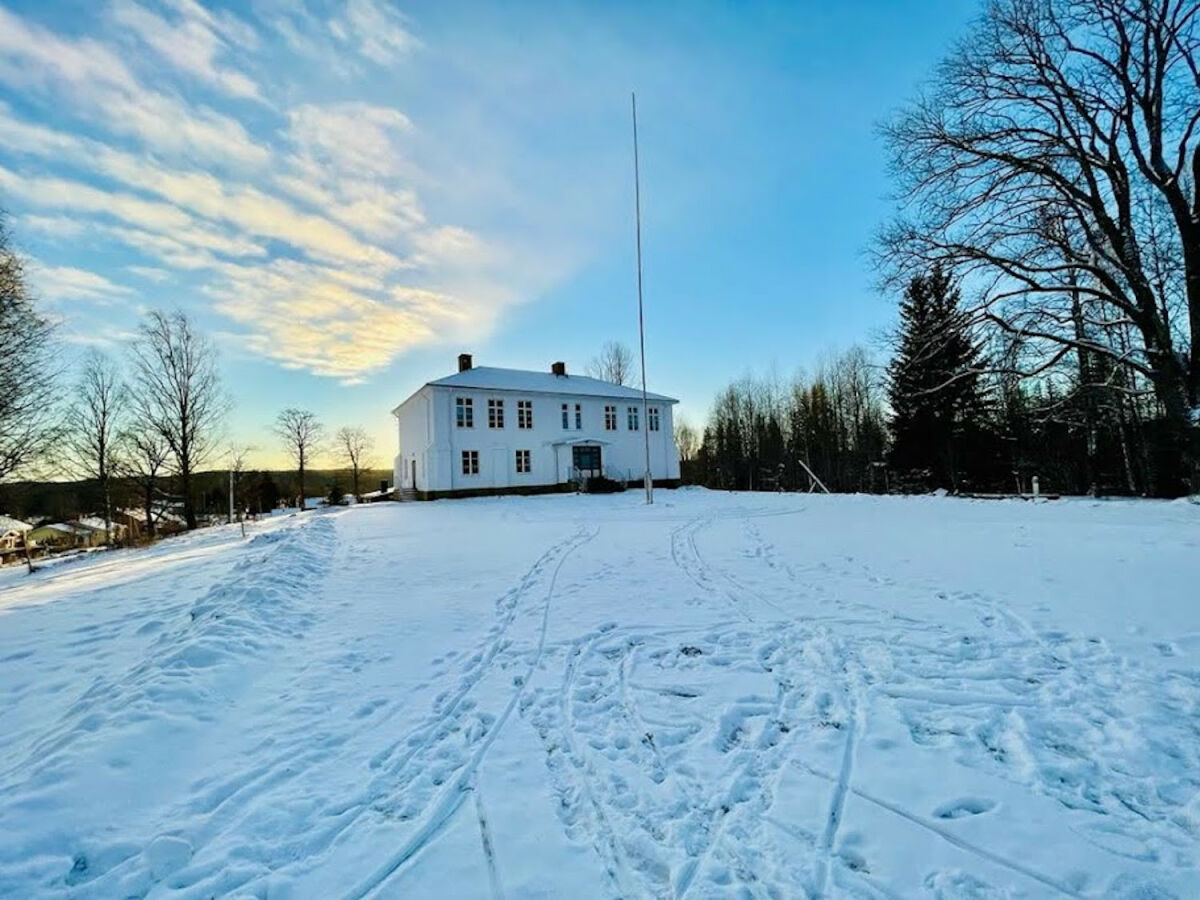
[632, 92, 653, 505]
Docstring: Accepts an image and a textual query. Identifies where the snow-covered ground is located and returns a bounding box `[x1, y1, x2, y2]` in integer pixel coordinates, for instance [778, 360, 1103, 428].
[1, 490, 1198, 898]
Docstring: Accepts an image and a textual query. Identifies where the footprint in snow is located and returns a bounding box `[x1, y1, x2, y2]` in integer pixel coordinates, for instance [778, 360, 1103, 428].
[932, 797, 997, 819]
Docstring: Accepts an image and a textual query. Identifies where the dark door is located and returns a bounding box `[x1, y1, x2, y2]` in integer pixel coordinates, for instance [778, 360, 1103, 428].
[411, 459, 417, 489]
[572, 444, 602, 477]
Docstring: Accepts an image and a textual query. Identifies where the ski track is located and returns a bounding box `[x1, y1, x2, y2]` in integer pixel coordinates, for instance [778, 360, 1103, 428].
[346, 526, 599, 899]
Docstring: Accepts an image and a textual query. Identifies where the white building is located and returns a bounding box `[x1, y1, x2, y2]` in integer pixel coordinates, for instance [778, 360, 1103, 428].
[392, 355, 680, 498]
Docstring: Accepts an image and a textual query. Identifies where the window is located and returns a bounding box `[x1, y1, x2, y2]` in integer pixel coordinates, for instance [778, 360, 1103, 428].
[574, 404, 582, 430]
[561, 403, 569, 429]
[604, 405, 617, 430]
[456, 397, 473, 428]
[627, 406, 639, 431]
[488, 398, 504, 429]
[648, 406, 661, 432]
[461, 450, 479, 475]
[515, 449, 531, 474]
[518, 400, 533, 429]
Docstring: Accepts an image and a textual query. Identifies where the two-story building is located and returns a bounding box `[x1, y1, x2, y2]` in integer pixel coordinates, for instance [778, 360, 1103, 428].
[392, 354, 680, 498]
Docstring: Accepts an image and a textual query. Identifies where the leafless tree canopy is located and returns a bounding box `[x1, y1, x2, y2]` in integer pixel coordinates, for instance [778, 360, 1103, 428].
[336, 425, 374, 500]
[275, 408, 324, 508]
[0, 216, 58, 481]
[64, 350, 126, 540]
[878, 0, 1200, 494]
[117, 427, 170, 538]
[587, 341, 635, 385]
[129, 310, 226, 528]
[674, 420, 699, 462]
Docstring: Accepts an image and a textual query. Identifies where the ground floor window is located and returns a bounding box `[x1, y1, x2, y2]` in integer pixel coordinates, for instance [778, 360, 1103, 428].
[461, 450, 479, 475]
[515, 449, 531, 473]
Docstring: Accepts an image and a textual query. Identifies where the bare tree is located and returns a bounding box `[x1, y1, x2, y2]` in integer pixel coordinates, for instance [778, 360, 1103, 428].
[0, 215, 58, 481]
[117, 428, 170, 539]
[129, 310, 226, 529]
[336, 425, 374, 501]
[878, 0, 1200, 495]
[674, 419, 699, 463]
[64, 351, 126, 543]
[226, 444, 254, 534]
[274, 408, 324, 509]
[586, 340, 635, 385]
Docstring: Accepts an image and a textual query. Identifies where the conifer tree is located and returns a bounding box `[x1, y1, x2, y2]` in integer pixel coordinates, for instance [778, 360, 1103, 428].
[887, 264, 990, 490]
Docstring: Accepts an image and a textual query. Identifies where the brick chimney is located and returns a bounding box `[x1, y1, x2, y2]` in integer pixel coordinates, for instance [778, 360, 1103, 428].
[551, 361, 566, 376]
[458, 353, 473, 372]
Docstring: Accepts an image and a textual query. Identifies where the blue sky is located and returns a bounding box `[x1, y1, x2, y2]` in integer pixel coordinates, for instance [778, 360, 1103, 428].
[0, 0, 975, 469]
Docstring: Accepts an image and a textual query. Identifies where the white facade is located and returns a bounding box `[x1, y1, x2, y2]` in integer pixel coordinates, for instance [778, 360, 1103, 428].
[392, 359, 680, 495]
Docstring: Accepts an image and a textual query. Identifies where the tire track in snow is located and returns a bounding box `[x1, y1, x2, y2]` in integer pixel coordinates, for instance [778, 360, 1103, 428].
[345, 526, 598, 899]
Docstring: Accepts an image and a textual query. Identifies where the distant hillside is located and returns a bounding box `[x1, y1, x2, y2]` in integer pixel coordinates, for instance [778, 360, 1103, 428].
[0, 468, 395, 523]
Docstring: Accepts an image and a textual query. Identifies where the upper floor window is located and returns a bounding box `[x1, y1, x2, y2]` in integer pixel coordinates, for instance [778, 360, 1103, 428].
[648, 406, 661, 431]
[518, 400, 533, 429]
[574, 403, 582, 429]
[561, 403, 570, 429]
[456, 397, 473, 428]
[627, 406, 639, 431]
[515, 449, 531, 474]
[604, 405, 617, 431]
[461, 450, 479, 475]
[488, 398, 504, 429]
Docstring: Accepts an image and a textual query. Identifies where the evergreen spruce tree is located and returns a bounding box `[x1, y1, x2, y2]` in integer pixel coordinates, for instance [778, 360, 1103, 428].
[887, 264, 991, 490]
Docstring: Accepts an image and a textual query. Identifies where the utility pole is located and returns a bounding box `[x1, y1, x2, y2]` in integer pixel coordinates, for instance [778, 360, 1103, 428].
[632, 91, 653, 505]
[228, 469, 234, 525]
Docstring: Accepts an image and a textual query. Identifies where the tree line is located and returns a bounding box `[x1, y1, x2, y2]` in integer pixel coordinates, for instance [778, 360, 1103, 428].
[0, 217, 377, 544]
[684, 0, 1198, 498]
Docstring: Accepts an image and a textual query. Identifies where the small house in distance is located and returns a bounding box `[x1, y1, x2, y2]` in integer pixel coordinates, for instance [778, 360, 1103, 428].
[392, 355, 680, 499]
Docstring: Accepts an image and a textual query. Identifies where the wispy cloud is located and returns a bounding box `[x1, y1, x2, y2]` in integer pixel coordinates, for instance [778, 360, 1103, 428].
[112, 0, 262, 101]
[0, 5, 267, 167]
[0, 0, 605, 383]
[328, 0, 419, 66]
[28, 261, 134, 303]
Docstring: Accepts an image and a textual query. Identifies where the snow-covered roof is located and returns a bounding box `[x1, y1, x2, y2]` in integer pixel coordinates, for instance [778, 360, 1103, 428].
[36, 522, 90, 536]
[418, 366, 678, 405]
[118, 507, 187, 526]
[76, 517, 121, 532]
[0, 515, 31, 534]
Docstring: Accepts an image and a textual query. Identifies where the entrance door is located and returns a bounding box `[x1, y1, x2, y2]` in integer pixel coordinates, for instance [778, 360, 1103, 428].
[572, 444, 602, 479]
[410, 459, 416, 489]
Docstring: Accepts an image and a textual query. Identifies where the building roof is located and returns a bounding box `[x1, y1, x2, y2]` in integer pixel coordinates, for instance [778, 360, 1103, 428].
[34, 522, 90, 536]
[421, 366, 678, 404]
[0, 515, 31, 534]
[76, 517, 121, 532]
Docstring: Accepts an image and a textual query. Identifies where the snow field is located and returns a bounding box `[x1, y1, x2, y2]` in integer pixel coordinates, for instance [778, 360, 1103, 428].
[0, 490, 1197, 897]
